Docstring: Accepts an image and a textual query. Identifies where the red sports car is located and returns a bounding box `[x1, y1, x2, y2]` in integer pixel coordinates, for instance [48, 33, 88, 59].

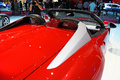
[0, 9, 116, 80]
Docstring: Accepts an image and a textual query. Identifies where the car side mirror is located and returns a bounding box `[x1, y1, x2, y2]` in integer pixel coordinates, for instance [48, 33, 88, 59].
[107, 22, 116, 28]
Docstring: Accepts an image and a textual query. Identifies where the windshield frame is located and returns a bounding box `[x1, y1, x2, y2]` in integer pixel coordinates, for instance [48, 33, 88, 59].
[47, 9, 105, 28]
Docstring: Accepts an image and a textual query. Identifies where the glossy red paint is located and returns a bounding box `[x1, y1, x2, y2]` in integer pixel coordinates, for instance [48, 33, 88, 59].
[0, 22, 109, 80]
[24, 29, 108, 80]
[0, 24, 74, 79]
[14, 28, 108, 80]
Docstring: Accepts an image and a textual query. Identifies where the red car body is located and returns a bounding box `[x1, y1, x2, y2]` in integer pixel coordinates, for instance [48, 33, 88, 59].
[0, 9, 116, 80]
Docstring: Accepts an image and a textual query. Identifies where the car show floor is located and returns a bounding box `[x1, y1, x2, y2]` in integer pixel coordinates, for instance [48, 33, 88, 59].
[9, 16, 120, 80]
[101, 23, 120, 80]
